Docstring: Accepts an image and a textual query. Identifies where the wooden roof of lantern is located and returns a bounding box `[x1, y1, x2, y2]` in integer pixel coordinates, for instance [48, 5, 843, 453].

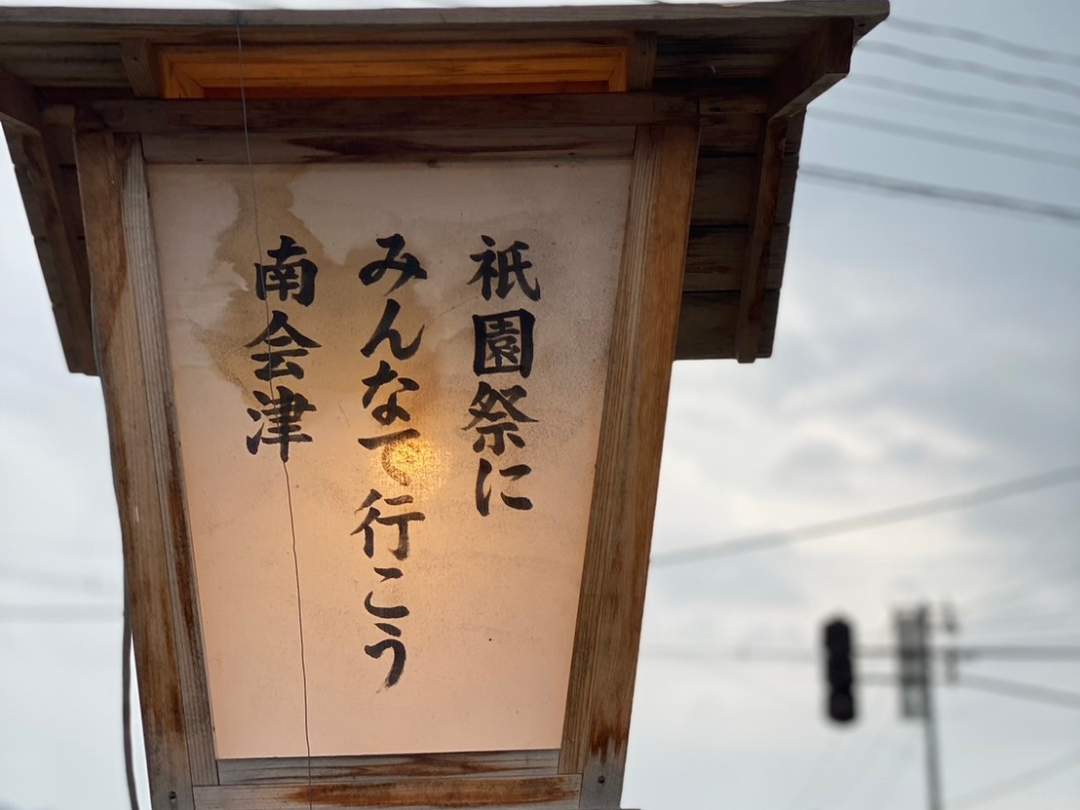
[0, 1, 888, 375]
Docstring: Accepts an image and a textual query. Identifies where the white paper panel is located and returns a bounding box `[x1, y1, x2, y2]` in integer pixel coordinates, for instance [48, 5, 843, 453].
[148, 159, 630, 758]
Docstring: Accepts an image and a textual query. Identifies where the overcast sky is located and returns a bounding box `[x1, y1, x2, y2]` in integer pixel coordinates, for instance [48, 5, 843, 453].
[2, 1, 1079, 809]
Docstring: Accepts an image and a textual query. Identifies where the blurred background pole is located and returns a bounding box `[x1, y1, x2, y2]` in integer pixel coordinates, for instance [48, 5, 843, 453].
[919, 606, 944, 810]
[897, 605, 944, 810]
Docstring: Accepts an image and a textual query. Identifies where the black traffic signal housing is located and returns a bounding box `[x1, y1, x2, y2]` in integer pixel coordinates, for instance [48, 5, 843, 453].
[823, 617, 856, 724]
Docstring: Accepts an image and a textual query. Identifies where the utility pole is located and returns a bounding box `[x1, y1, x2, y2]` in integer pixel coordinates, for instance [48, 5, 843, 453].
[896, 605, 944, 810]
[819, 605, 1080, 808]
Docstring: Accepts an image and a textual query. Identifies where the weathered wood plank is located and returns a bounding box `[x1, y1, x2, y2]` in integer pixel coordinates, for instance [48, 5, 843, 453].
[626, 32, 656, 91]
[122, 39, 162, 97]
[770, 18, 853, 118]
[656, 49, 782, 80]
[91, 93, 699, 134]
[733, 18, 850, 363]
[0, 3, 891, 30]
[691, 156, 756, 224]
[699, 114, 765, 155]
[675, 289, 779, 360]
[1, 58, 127, 86]
[160, 41, 629, 99]
[4, 70, 94, 374]
[120, 139, 218, 787]
[559, 124, 698, 808]
[78, 131, 218, 799]
[684, 223, 787, 291]
[195, 775, 581, 810]
[77, 130, 198, 807]
[0, 65, 40, 132]
[734, 117, 788, 363]
[140, 127, 636, 164]
[218, 751, 559, 786]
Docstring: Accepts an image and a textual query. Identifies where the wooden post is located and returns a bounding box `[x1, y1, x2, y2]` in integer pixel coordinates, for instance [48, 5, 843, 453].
[735, 18, 853, 362]
[560, 123, 699, 809]
[77, 132, 217, 808]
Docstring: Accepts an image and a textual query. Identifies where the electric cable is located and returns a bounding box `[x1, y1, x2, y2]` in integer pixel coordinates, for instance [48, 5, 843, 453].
[887, 16, 1080, 69]
[847, 74, 1080, 130]
[650, 465, 1080, 566]
[948, 746, 1080, 808]
[812, 108, 1080, 170]
[858, 41, 1080, 101]
[797, 165, 1080, 227]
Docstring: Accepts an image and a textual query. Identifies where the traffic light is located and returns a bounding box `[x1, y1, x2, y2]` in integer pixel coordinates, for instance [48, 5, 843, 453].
[823, 617, 856, 723]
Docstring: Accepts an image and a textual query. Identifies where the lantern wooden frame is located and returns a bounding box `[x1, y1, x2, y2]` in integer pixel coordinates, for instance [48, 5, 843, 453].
[0, 4, 888, 809]
[78, 113, 696, 810]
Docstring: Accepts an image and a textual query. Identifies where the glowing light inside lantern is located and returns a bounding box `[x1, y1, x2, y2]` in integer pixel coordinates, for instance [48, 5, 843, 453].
[381, 436, 440, 488]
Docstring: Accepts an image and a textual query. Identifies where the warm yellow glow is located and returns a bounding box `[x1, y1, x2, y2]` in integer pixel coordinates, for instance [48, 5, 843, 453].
[381, 436, 440, 488]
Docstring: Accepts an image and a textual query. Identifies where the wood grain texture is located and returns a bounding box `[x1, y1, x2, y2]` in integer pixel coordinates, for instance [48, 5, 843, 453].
[120, 140, 217, 787]
[78, 130, 197, 808]
[734, 19, 851, 363]
[77, 132, 217, 802]
[676, 289, 779, 360]
[160, 42, 629, 99]
[684, 224, 787, 291]
[770, 18, 853, 118]
[559, 124, 698, 808]
[195, 775, 581, 810]
[0, 65, 40, 132]
[625, 33, 656, 91]
[4, 74, 95, 374]
[121, 39, 163, 97]
[218, 751, 560, 786]
[140, 127, 636, 164]
[91, 93, 699, 133]
[734, 116, 788, 363]
[0, 3, 891, 31]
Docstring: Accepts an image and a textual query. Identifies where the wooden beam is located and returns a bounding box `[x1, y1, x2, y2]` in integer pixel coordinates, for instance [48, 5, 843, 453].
[0, 2, 892, 30]
[734, 19, 853, 363]
[770, 18, 853, 118]
[139, 126, 637, 164]
[77, 131, 216, 807]
[3, 67, 95, 374]
[684, 223, 788, 292]
[194, 775, 581, 810]
[559, 123, 698, 808]
[734, 116, 788, 363]
[90, 92, 700, 134]
[158, 41, 630, 99]
[676, 289, 780, 359]
[0, 66, 40, 133]
[218, 750, 559, 787]
[626, 32, 657, 91]
[121, 38, 162, 97]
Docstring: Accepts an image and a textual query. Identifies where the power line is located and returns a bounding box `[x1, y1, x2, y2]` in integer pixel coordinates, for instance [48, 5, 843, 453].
[948, 747, 1080, 808]
[646, 643, 1080, 663]
[888, 15, 1080, 69]
[858, 40, 1080, 101]
[650, 465, 1080, 566]
[0, 604, 120, 623]
[798, 164, 1080, 227]
[951, 644, 1080, 662]
[642, 644, 814, 663]
[848, 74, 1080, 130]
[965, 606, 1080, 633]
[812, 108, 1080, 170]
[0, 562, 119, 597]
[959, 673, 1080, 711]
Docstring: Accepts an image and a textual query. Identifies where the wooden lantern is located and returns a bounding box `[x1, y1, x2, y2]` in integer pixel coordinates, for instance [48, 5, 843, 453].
[0, 3, 887, 810]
